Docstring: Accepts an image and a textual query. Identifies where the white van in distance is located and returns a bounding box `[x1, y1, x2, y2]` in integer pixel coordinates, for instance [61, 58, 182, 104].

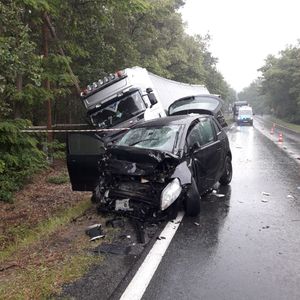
[237, 106, 253, 126]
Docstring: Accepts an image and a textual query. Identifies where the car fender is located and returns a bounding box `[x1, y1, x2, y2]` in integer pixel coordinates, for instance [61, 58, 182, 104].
[170, 161, 192, 185]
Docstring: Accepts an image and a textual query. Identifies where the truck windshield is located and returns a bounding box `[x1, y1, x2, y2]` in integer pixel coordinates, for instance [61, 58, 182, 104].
[91, 91, 146, 128]
[116, 125, 181, 153]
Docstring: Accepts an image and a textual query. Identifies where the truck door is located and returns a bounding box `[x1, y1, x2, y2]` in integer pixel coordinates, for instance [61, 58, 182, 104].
[66, 133, 105, 191]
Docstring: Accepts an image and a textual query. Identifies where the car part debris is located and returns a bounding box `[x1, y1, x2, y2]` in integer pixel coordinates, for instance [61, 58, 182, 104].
[262, 192, 270, 196]
[94, 243, 131, 255]
[193, 222, 200, 226]
[85, 224, 105, 241]
[133, 220, 146, 244]
[287, 195, 295, 199]
[106, 218, 125, 228]
[119, 234, 131, 239]
[214, 193, 225, 198]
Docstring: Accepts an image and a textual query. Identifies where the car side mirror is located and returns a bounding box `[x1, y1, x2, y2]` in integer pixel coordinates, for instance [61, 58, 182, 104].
[146, 88, 158, 107]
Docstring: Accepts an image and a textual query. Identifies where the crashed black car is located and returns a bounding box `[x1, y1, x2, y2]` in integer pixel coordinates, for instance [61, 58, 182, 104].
[95, 114, 232, 220]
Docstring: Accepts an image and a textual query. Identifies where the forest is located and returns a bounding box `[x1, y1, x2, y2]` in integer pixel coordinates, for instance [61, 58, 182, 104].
[0, 0, 237, 201]
[239, 43, 300, 124]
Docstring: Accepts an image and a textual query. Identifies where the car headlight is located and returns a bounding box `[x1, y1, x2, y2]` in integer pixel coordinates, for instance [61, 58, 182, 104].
[160, 178, 182, 211]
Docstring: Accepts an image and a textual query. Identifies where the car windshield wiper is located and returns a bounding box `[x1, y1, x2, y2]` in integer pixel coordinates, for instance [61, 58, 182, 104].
[129, 138, 159, 146]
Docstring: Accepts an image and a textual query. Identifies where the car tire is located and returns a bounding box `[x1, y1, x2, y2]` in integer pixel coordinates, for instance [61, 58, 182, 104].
[185, 178, 201, 217]
[219, 155, 232, 185]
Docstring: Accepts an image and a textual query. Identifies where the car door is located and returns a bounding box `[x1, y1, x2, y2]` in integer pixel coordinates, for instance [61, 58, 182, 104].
[211, 117, 228, 179]
[186, 117, 222, 193]
[197, 117, 223, 188]
[66, 133, 105, 191]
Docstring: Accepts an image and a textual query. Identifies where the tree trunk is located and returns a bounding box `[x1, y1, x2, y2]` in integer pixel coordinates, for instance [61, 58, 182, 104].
[42, 13, 53, 143]
[14, 74, 23, 119]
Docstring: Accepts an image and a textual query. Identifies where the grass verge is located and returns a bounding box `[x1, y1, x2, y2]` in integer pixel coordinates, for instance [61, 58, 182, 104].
[270, 116, 300, 133]
[0, 198, 91, 264]
[0, 252, 102, 299]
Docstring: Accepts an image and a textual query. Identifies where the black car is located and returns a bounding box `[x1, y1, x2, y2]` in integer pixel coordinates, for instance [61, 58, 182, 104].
[95, 114, 232, 220]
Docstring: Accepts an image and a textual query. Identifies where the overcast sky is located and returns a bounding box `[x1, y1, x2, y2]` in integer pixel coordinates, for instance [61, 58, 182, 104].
[181, 0, 300, 92]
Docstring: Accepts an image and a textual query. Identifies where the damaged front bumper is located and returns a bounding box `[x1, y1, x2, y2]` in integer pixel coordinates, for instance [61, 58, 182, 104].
[97, 177, 183, 221]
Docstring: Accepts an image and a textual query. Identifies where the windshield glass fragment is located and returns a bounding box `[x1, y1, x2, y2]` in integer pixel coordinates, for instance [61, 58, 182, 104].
[90, 91, 146, 128]
[116, 125, 182, 153]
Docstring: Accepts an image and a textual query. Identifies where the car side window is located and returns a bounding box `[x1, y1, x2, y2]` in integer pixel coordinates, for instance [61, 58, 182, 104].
[212, 118, 222, 134]
[199, 118, 216, 145]
[187, 122, 203, 148]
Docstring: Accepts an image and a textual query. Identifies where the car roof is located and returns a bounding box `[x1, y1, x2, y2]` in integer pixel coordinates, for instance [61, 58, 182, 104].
[135, 115, 207, 128]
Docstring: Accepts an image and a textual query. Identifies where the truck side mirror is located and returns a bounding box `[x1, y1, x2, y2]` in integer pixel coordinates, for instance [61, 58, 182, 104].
[146, 88, 158, 107]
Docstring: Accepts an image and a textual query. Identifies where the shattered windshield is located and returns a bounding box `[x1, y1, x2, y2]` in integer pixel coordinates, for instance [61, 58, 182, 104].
[117, 125, 182, 153]
[169, 96, 220, 114]
[91, 91, 146, 128]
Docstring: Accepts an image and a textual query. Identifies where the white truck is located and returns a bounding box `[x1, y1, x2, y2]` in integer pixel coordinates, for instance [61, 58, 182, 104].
[67, 66, 210, 191]
[81, 66, 209, 127]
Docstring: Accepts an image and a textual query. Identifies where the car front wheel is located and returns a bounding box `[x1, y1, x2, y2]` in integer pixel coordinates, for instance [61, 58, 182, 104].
[219, 155, 232, 185]
[185, 178, 201, 216]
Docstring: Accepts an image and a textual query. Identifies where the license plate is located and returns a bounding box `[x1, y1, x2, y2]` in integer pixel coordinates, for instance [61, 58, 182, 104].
[115, 198, 133, 211]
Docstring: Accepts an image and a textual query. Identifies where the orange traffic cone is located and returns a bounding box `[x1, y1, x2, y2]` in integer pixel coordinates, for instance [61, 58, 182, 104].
[278, 132, 283, 142]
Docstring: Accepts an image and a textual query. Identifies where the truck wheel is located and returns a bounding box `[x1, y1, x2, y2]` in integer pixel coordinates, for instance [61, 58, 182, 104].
[219, 155, 232, 185]
[185, 178, 201, 216]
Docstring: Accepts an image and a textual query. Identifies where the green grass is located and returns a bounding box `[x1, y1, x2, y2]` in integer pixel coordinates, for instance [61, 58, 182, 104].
[0, 245, 102, 300]
[47, 173, 69, 184]
[269, 116, 300, 133]
[0, 199, 91, 264]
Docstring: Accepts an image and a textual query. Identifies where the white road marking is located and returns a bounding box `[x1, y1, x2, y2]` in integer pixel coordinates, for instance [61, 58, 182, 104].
[120, 211, 185, 300]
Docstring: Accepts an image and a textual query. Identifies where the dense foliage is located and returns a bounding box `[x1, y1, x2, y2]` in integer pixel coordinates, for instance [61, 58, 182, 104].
[0, 0, 236, 201]
[0, 120, 45, 201]
[239, 43, 300, 123]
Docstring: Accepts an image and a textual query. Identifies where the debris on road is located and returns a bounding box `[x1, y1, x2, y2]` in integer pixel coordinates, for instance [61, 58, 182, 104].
[85, 224, 105, 241]
[193, 222, 200, 226]
[261, 199, 269, 203]
[214, 193, 225, 198]
[262, 192, 271, 196]
[287, 195, 295, 199]
[157, 236, 166, 240]
[262, 226, 270, 229]
[106, 218, 125, 228]
[94, 243, 131, 255]
[119, 234, 131, 240]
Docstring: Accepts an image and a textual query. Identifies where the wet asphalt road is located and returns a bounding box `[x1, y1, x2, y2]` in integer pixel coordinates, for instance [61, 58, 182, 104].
[142, 123, 300, 300]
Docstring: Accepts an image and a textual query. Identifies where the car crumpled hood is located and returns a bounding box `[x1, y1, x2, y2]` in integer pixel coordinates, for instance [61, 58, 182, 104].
[105, 146, 180, 177]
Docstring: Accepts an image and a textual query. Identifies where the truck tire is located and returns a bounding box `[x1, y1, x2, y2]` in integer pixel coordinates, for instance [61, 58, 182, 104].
[219, 155, 232, 185]
[185, 178, 201, 216]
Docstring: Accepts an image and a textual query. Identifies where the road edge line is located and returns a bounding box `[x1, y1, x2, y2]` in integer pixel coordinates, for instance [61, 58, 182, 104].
[119, 211, 185, 300]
